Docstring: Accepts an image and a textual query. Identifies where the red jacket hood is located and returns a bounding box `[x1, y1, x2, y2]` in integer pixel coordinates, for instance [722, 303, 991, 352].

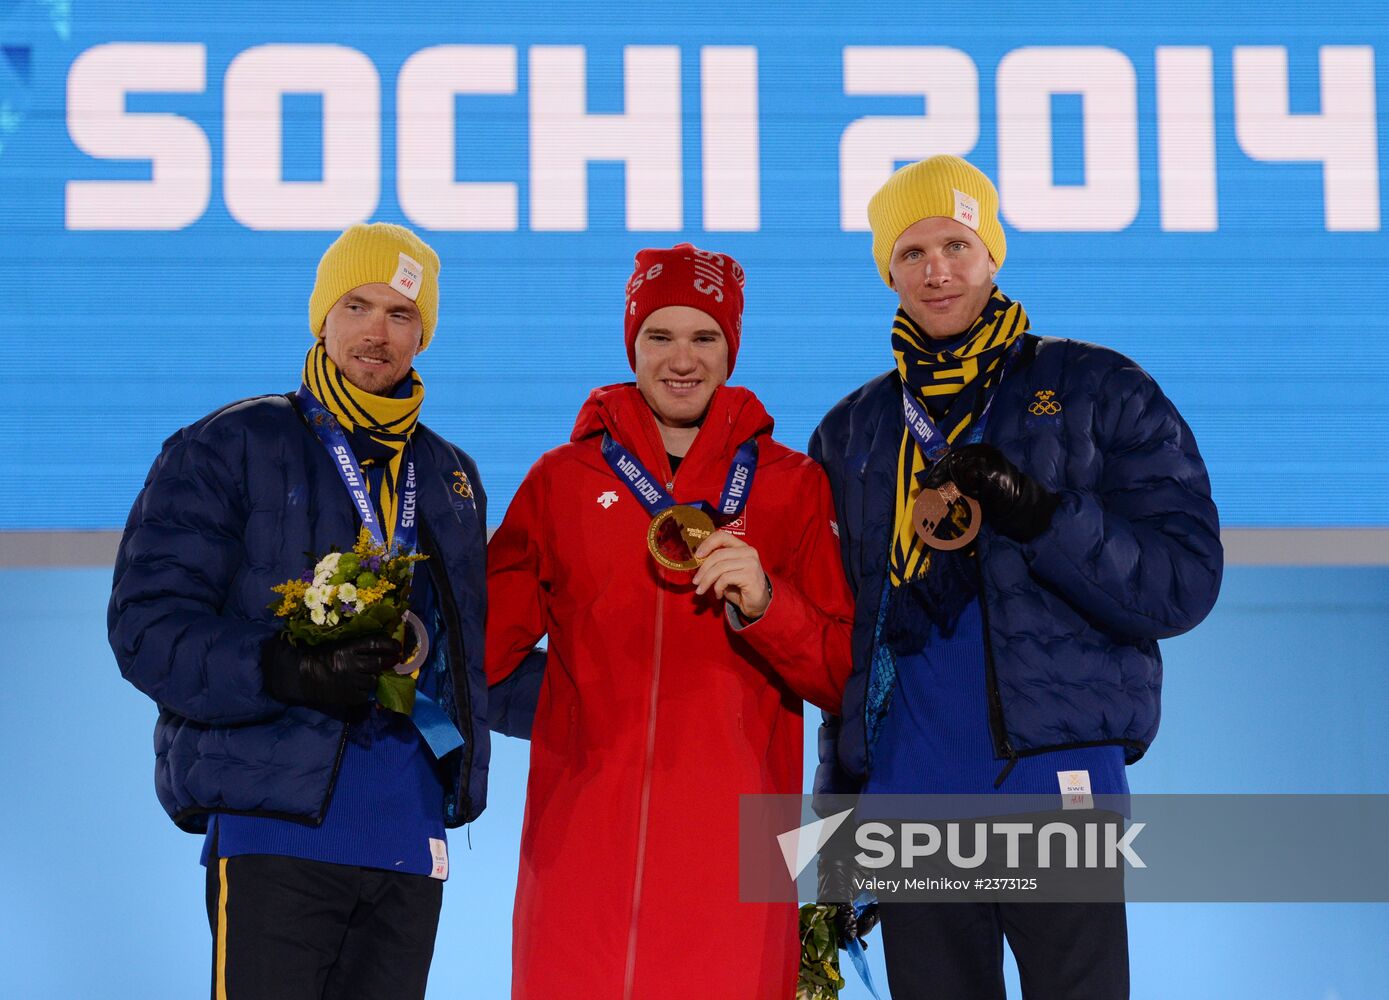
[570, 384, 775, 469]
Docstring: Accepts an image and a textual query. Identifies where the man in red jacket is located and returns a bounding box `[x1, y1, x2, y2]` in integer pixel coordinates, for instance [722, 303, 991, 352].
[486, 243, 855, 999]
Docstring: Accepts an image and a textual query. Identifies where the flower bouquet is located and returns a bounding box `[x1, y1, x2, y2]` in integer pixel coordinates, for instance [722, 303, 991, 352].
[270, 526, 428, 714]
[797, 904, 846, 999]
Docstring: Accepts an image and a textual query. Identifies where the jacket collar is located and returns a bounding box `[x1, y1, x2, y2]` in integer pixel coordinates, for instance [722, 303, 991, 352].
[570, 383, 773, 485]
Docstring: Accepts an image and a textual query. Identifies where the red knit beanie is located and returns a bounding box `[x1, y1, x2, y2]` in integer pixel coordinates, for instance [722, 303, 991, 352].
[623, 243, 746, 374]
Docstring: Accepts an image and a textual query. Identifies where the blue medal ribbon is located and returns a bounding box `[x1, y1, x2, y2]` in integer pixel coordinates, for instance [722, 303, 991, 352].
[295, 386, 418, 552]
[900, 338, 1022, 464]
[396, 453, 419, 554]
[842, 897, 886, 1000]
[844, 937, 885, 1000]
[600, 432, 758, 523]
[900, 390, 952, 465]
[295, 386, 463, 757]
[409, 691, 466, 758]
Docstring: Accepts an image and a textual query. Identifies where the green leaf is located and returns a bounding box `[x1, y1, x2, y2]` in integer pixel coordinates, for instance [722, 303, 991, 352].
[284, 601, 404, 647]
[376, 672, 416, 715]
[796, 904, 842, 999]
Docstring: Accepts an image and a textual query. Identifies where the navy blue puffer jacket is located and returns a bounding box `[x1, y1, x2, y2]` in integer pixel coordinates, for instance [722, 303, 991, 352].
[809, 335, 1222, 796]
[109, 393, 489, 832]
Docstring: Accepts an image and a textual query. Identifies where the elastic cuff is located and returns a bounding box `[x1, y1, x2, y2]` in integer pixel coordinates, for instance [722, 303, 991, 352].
[724, 575, 773, 632]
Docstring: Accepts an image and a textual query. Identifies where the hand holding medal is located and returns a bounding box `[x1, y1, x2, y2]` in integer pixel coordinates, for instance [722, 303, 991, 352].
[601, 432, 760, 595]
[925, 443, 1060, 543]
[692, 531, 771, 620]
[900, 345, 1022, 551]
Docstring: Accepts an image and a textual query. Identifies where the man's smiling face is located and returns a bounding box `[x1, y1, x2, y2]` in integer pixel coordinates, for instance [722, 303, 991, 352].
[888, 217, 997, 339]
[633, 305, 729, 430]
[320, 283, 423, 394]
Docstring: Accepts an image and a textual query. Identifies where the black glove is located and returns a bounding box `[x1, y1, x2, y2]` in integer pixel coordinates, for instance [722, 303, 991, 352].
[261, 633, 401, 709]
[817, 853, 880, 949]
[926, 443, 1060, 542]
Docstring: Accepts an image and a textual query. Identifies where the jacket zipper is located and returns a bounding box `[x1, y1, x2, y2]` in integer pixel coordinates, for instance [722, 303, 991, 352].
[314, 722, 351, 824]
[622, 469, 677, 1000]
[971, 355, 1033, 788]
[421, 518, 475, 823]
[973, 551, 1018, 787]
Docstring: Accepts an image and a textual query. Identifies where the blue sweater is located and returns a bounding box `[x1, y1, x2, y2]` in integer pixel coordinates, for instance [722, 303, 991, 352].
[864, 599, 1127, 797]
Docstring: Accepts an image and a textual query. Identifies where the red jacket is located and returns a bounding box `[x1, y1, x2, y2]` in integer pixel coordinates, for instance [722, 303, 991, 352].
[486, 384, 854, 999]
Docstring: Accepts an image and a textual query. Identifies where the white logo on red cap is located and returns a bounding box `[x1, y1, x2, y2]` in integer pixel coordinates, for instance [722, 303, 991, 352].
[692, 248, 728, 303]
[625, 263, 664, 307]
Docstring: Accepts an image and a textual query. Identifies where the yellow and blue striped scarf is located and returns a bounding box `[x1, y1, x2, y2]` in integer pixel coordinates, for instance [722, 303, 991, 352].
[303, 342, 424, 547]
[889, 288, 1028, 587]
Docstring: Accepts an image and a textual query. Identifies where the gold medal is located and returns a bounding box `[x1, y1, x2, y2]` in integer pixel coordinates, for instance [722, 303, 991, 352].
[647, 505, 716, 571]
[912, 481, 981, 551]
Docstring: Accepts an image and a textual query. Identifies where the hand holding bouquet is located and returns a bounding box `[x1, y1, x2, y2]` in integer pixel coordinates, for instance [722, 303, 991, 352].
[270, 526, 427, 713]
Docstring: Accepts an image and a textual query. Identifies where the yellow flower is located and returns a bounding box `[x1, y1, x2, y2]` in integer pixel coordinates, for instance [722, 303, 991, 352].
[820, 960, 843, 988]
[355, 578, 396, 606]
[270, 578, 310, 618]
[353, 525, 384, 559]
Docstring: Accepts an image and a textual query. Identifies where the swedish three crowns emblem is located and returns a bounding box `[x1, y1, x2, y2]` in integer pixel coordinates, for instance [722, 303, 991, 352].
[1028, 390, 1062, 416]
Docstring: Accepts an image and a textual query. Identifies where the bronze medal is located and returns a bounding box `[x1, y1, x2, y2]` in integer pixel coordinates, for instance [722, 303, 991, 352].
[647, 505, 716, 571]
[394, 610, 430, 676]
[912, 481, 982, 551]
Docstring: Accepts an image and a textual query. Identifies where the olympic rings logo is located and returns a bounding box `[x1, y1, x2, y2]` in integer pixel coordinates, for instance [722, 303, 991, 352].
[1028, 390, 1062, 416]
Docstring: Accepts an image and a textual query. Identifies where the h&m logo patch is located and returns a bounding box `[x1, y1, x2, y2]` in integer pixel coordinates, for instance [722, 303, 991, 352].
[1028, 390, 1062, 417]
[391, 252, 424, 301]
[951, 188, 980, 230]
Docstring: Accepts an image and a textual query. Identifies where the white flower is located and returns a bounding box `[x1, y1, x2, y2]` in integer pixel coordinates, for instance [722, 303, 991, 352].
[304, 586, 325, 609]
[337, 583, 358, 603]
[310, 607, 327, 625]
[315, 552, 342, 576]
[326, 610, 340, 626]
[353, 599, 367, 613]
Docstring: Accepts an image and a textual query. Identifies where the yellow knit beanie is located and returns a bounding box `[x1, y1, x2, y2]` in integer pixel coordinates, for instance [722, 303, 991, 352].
[308, 222, 441, 349]
[867, 155, 1006, 288]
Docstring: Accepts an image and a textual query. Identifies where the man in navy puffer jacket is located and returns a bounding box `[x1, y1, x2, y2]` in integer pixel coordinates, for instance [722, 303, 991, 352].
[810, 157, 1222, 998]
[109, 223, 489, 1000]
